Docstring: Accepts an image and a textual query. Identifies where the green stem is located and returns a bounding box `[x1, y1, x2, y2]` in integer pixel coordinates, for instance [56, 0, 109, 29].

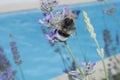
[59, 50, 69, 71]
[82, 10, 109, 80]
[101, 58, 109, 80]
[88, 75, 91, 80]
[18, 65, 25, 80]
[64, 42, 85, 77]
[77, 37, 88, 62]
[94, 39, 108, 80]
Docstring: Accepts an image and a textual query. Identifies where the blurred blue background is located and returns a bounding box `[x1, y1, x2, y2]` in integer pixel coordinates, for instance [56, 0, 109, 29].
[0, 0, 120, 80]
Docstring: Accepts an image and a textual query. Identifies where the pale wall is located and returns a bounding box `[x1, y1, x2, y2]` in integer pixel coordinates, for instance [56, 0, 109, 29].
[0, 0, 97, 13]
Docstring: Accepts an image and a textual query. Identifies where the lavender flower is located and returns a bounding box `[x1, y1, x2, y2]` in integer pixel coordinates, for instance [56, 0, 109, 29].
[103, 29, 112, 57]
[40, 0, 58, 12]
[10, 42, 22, 65]
[68, 71, 86, 80]
[0, 47, 11, 72]
[104, 45, 110, 57]
[0, 70, 15, 80]
[70, 61, 76, 71]
[0, 47, 15, 80]
[82, 62, 96, 75]
[116, 31, 119, 45]
[103, 29, 112, 43]
[103, 6, 116, 15]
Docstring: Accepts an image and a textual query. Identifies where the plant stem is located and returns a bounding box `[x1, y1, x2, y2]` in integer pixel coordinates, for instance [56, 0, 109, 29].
[82, 10, 109, 80]
[88, 75, 91, 80]
[18, 65, 25, 80]
[94, 39, 108, 80]
[64, 42, 85, 78]
[101, 58, 109, 80]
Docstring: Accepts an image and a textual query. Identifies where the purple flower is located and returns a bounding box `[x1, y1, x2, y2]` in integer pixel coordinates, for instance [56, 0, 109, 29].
[116, 31, 119, 45]
[68, 71, 85, 80]
[102, 6, 116, 15]
[0, 47, 15, 80]
[40, 0, 58, 12]
[0, 47, 11, 72]
[103, 29, 112, 57]
[10, 41, 22, 65]
[82, 62, 96, 75]
[0, 70, 15, 80]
